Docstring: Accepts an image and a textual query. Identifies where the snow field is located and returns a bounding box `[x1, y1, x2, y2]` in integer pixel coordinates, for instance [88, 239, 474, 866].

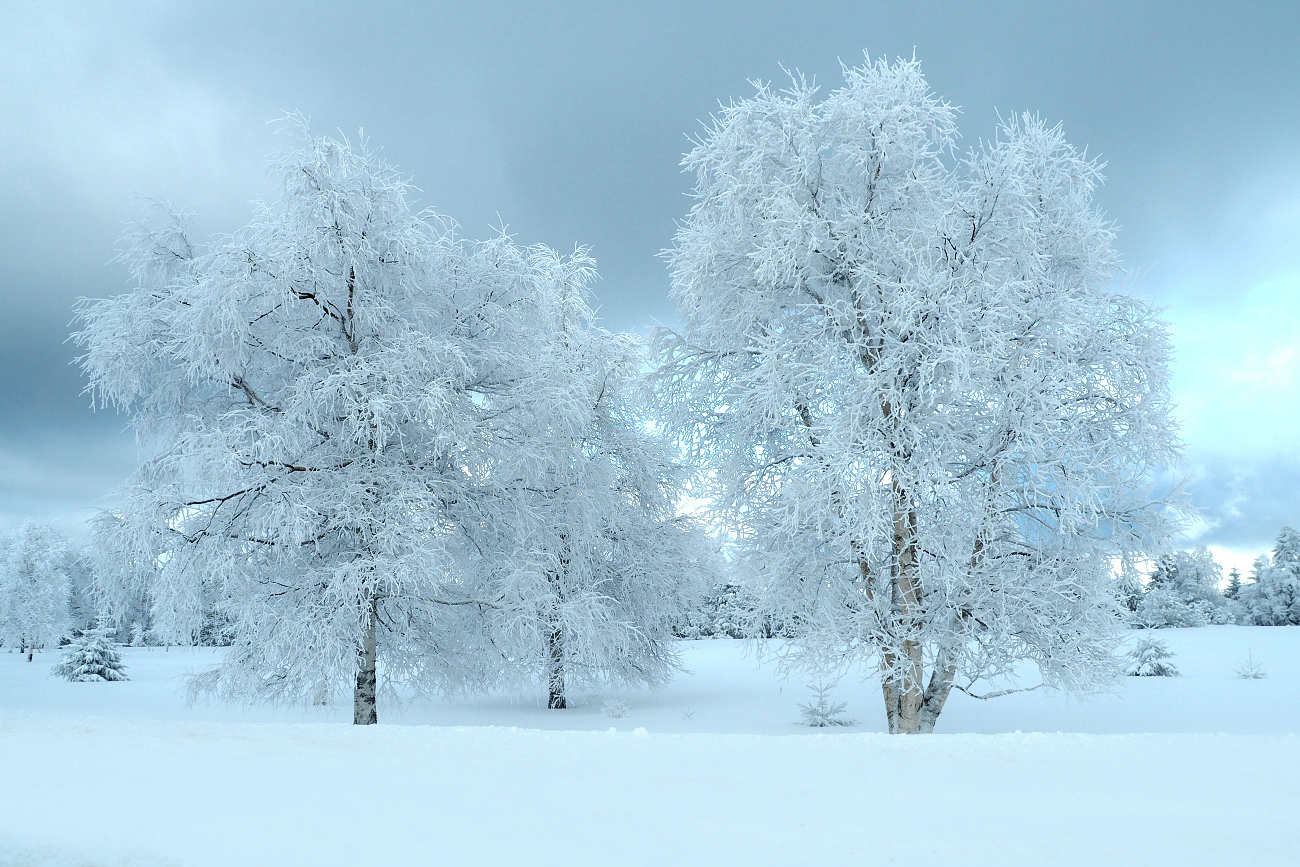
[2, 718, 1295, 867]
[2, 627, 1298, 865]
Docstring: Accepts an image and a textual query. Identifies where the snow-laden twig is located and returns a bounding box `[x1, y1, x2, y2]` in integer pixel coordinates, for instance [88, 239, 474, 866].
[954, 683, 1045, 700]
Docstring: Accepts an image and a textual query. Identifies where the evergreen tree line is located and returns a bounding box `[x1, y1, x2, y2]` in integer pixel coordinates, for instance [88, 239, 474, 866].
[1121, 526, 1300, 628]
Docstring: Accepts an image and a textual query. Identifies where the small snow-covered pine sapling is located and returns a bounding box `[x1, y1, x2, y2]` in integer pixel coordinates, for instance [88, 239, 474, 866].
[1236, 650, 1267, 679]
[1124, 637, 1180, 677]
[601, 697, 629, 719]
[798, 682, 855, 727]
[654, 53, 1182, 734]
[51, 624, 129, 682]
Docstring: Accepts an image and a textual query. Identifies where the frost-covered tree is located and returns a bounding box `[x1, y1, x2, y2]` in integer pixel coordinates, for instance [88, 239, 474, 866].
[0, 523, 73, 659]
[75, 121, 590, 723]
[1114, 562, 1145, 615]
[51, 622, 129, 682]
[1133, 548, 1237, 628]
[477, 312, 710, 709]
[90, 511, 161, 646]
[1239, 528, 1300, 625]
[654, 55, 1181, 733]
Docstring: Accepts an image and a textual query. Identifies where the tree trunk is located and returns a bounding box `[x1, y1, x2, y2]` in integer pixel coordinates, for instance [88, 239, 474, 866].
[547, 625, 566, 709]
[546, 534, 570, 710]
[918, 654, 958, 734]
[353, 592, 378, 725]
[882, 475, 926, 733]
[881, 644, 925, 733]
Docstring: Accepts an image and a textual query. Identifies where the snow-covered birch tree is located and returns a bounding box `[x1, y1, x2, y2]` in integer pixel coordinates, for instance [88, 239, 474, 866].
[75, 120, 587, 723]
[654, 55, 1182, 733]
[475, 286, 710, 708]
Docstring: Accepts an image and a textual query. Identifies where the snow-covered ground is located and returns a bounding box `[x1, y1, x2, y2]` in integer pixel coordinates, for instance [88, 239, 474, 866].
[2, 627, 1298, 865]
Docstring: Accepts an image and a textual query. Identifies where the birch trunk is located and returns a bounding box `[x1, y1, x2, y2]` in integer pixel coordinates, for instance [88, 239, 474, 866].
[882, 476, 926, 733]
[353, 592, 378, 725]
[918, 653, 958, 734]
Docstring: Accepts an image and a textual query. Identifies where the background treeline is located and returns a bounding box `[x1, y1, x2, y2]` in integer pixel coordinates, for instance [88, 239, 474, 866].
[8, 519, 1300, 661]
[1119, 526, 1300, 628]
[0, 521, 230, 653]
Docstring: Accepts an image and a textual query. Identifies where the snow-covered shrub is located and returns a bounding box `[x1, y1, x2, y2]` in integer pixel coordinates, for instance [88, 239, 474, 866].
[601, 697, 629, 719]
[51, 624, 129, 682]
[1124, 637, 1180, 677]
[798, 683, 855, 727]
[1236, 651, 1266, 680]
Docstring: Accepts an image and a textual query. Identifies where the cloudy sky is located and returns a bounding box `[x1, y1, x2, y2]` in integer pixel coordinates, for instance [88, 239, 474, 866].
[2, 1, 1297, 570]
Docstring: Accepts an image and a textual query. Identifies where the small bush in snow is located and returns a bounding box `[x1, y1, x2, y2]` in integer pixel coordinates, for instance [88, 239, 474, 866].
[1124, 637, 1180, 677]
[1236, 651, 1267, 680]
[798, 683, 855, 727]
[51, 624, 129, 682]
[601, 698, 629, 719]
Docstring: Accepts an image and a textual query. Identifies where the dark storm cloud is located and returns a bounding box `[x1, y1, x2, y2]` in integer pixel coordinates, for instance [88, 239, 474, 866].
[2, 1, 1298, 553]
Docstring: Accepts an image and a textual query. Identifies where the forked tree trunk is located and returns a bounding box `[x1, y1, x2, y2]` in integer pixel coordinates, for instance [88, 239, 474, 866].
[881, 477, 927, 733]
[882, 652, 957, 734]
[353, 592, 378, 725]
[547, 626, 566, 709]
[918, 655, 958, 734]
[880, 473, 962, 733]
